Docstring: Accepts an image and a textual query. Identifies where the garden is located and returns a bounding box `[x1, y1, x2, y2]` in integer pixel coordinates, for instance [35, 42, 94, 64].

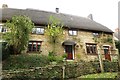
[2, 53, 119, 79]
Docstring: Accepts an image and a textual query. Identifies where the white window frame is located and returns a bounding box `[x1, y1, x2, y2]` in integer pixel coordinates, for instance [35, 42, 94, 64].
[68, 29, 77, 36]
[32, 27, 44, 34]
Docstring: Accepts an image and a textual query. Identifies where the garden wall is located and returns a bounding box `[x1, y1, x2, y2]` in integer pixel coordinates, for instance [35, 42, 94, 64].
[2, 62, 118, 79]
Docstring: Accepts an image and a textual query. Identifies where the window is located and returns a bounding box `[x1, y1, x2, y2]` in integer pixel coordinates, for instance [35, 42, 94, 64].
[86, 43, 97, 55]
[93, 32, 99, 37]
[68, 29, 77, 35]
[28, 41, 41, 52]
[32, 27, 44, 34]
[0, 25, 7, 33]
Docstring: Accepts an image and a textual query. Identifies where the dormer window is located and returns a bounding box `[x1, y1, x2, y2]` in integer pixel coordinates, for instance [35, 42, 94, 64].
[68, 29, 77, 36]
[32, 27, 44, 34]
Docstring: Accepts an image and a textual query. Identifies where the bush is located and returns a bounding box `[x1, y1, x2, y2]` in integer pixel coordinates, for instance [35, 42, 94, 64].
[48, 51, 64, 63]
[2, 61, 119, 79]
[2, 54, 50, 70]
[48, 51, 56, 62]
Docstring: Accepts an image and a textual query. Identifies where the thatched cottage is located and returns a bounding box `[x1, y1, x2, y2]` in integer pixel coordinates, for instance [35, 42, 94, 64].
[0, 8, 118, 61]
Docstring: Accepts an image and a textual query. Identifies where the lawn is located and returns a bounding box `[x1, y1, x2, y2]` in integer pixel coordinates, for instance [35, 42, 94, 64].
[78, 72, 117, 78]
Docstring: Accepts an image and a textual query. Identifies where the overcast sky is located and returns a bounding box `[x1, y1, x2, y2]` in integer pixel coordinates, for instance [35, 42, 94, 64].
[0, 0, 119, 32]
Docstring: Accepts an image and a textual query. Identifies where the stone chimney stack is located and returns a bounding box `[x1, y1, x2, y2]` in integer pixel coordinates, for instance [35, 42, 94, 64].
[88, 14, 93, 20]
[2, 4, 8, 8]
[55, 8, 59, 13]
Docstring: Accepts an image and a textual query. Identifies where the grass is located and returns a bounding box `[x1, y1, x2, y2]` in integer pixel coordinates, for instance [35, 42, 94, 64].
[79, 72, 117, 78]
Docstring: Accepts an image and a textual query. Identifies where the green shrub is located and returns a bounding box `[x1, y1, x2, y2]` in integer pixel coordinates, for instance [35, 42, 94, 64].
[2, 54, 50, 70]
[48, 51, 56, 62]
[3, 61, 119, 79]
[48, 56, 56, 62]
[62, 53, 67, 59]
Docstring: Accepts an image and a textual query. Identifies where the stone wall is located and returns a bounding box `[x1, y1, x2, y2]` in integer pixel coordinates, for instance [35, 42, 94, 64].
[29, 28, 118, 61]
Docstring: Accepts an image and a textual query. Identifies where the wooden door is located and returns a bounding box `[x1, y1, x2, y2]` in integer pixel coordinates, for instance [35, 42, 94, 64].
[65, 45, 73, 59]
[103, 46, 111, 61]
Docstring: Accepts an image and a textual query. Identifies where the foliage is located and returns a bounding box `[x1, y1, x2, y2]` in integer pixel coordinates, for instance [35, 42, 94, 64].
[45, 16, 63, 53]
[2, 54, 50, 70]
[3, 60, 119, 79]
[48, 51, 63, 63]
[62, 53, 67, 59]
[48, 51, 56, 62]
[3, 15, 34, 54]
[101, 36, 113, 43]
[115, 40, 120, 78]
[115, 40, 120, 54]
[3, 53, 64, 70]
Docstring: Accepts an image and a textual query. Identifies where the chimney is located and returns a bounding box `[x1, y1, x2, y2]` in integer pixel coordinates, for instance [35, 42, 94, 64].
[88, 14, 93, 20]
[2, 4, 8, 8]
[55, 8, 59, 13]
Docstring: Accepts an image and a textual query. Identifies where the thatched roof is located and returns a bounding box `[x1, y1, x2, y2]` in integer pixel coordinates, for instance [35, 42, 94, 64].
[0, 8, 113, 33]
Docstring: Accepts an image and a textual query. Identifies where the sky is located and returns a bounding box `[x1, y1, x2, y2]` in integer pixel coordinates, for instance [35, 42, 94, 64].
[0, 0, 119, 32]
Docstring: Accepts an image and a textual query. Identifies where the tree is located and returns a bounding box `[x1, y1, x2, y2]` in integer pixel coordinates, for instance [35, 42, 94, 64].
[46, 16, 63, 54]
[3, 15, 34, 54]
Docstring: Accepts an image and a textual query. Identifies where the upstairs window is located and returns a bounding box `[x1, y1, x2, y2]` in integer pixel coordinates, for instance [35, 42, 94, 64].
[32, 27, 44, 34]
[28, 41, 42, 52]
[86, 43, 97, 55]
[93, 32, 99, 37]
[68, 29, 77, 36]
[0, 25, 7, 33]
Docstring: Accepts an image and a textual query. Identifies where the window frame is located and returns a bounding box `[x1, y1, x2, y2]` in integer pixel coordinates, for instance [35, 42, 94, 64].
[0, 25, 7, 33]
[28, 41, 42, 52]
[92, 32, 99, 37]
[68, 29, 78, 36]
[32, 26, 44, 35]
[86, 43, 97, 55]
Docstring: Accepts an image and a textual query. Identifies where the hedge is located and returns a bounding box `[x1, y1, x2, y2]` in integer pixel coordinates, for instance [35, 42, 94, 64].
[2, 61, 119, 79]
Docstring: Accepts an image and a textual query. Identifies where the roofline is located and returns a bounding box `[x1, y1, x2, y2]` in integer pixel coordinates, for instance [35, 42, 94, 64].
[0, 8, 114, 33]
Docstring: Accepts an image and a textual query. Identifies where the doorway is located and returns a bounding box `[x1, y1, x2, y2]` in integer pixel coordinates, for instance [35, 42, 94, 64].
[65, 45, 74, 60]
[103, 46, 111, 61]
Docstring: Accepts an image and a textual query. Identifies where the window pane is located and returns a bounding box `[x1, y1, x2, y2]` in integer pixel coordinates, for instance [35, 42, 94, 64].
[36, 28, 44, 34]
[36, 28, 41, 34]
[37, 45, 40, 51]
[73, 31, 77, 35]
[28, 41, 41, 52]
[69, 30, 77, 35]
[86, 46, 90, 53]
[28, 44, 32, 51]
[86, 43, 97, 55]
[93, 33, 99, 37]
[69, 30, 72, 35]
[0, 26, 2, 32]
[41, 28, 44, 34]
[33, 44, 36, 51]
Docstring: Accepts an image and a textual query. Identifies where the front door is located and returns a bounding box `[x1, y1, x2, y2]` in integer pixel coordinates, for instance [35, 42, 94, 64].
[103, 46, 111, 61]
[65, 45, 74, 60]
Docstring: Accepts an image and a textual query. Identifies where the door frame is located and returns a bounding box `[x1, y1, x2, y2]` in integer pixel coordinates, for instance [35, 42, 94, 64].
[103, 45, 111, 61]
[64, 45, 75, 60]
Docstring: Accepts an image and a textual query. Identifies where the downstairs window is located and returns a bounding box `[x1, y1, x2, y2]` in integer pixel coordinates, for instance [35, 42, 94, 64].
[86, 43, 97, 55]
[28, 41, 42, 52]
